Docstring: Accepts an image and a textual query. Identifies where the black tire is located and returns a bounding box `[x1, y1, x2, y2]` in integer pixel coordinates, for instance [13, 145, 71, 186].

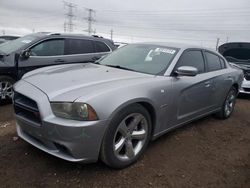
[215, 87, 237, 119]
[100, 103, 152, 169]
[0, 76, 15, 103]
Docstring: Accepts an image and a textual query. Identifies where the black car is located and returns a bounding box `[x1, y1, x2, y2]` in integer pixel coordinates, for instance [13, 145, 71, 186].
[0, 32, 116, 101]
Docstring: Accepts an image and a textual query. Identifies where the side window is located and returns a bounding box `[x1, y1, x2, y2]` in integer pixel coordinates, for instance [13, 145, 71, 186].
[219, 57, 226, 69]
[205, 52, 222, 71]
[65, 39, 94, 55]
[176, 50, 205, 73]
[94, 41, 110, 52]
[30, 39, 65, 56]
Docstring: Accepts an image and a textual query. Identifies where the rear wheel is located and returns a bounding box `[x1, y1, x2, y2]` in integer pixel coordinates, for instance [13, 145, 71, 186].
[0, 76, 15, 102]
[215, 87, 237, 119]
[101, 104, 152, 169]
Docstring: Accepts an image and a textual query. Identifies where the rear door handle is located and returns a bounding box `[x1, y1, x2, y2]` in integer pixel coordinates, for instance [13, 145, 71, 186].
[204, 81, 211, 87]
[54, 59, 65, 63]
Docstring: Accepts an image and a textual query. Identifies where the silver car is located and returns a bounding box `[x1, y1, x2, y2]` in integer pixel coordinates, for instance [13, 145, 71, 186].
[13, 43, 243, 169]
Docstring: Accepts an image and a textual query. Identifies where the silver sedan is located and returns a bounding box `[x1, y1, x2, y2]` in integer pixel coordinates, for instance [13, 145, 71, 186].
[13, 43, 243, 169]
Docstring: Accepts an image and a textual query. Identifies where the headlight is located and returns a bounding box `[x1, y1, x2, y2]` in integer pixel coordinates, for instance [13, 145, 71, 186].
[51, 102, 98, 121]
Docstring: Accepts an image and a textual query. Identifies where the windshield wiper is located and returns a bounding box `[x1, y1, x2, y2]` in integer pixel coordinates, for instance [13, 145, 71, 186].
[103, 64, 136, 72]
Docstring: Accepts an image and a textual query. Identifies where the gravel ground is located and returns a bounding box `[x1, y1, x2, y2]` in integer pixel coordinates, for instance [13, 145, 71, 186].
[0, 96, 249, 188]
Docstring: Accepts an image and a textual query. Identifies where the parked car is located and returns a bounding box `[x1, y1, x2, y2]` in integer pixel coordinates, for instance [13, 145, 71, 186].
[219, 42, 250, 94]
[0, 35, 19, 44]
[0, 32, 116, 101]
[13, 43, 243, 169]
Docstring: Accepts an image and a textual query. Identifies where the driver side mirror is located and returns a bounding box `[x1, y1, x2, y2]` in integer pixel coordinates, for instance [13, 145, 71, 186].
[20, 50, 31, 59]
[175, 66, 198, 77]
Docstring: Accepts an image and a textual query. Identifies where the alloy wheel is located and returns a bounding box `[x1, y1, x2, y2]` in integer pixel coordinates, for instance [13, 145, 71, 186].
[224, 90, 236, 117]
[113, 113, 148, 161]
[0, 81, 13, 100]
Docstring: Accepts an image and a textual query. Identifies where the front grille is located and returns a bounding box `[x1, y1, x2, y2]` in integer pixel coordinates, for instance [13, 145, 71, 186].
[245, 75, 250, 81]
[13, 92, 41, 125]
[244, 70, 250, 80]
[243, 88, 250, 92]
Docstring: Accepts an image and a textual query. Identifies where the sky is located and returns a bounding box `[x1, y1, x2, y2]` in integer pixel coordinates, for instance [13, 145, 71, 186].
[0, 0, 250, 48]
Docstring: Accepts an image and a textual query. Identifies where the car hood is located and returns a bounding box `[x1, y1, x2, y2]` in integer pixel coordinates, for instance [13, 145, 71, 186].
[23, 63, 153, 101]
[218, 42, 250, 69]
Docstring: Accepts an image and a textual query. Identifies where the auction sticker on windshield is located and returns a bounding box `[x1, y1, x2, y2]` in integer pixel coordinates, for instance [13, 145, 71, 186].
[155, 48, 176, 54]
[21, 40, 32, 44]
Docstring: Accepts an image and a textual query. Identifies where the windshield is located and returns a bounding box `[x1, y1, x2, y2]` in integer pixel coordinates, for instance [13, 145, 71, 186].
[99, 44, 178, 75]
[0, 34, 38, 54]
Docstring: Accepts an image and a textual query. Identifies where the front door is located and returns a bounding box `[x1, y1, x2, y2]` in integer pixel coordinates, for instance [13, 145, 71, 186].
[169, 49, 215, 126]
[17, 38, 66, 78]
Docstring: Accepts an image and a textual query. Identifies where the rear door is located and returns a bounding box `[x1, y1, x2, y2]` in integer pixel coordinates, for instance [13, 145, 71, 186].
[64, 38, 111, 63]
[64, 38, 97, 63]
[204, 51, 232, 107]
[169, 49, 216, 125]
[17, 38, 66, 78]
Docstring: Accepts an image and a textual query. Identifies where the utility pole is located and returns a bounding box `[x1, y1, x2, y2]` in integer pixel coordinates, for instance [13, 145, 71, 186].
[63, 1, 77, 32]
[84, 8, 95, 35]
[2, 30, 5, 35]
[226, 36, 229, 43]
[110, 29, 113, 40]
[215, 37, 220, 51]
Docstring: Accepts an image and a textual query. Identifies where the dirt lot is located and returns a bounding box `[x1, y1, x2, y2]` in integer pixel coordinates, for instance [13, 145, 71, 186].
[0, 96, 249, 188]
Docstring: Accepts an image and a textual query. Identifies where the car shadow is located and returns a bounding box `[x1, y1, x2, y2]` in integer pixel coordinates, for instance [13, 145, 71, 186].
[0, 99, 13, 106]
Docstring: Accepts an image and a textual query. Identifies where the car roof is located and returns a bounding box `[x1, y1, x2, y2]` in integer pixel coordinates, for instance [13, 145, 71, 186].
[32, 32, 112, 42]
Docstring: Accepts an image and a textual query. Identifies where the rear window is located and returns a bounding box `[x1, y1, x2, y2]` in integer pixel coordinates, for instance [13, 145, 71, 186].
[66, 39, 94, 55]
[219, 58, 226, 68]
[205, 52, 222, 71]
[94, 41, 110, 52]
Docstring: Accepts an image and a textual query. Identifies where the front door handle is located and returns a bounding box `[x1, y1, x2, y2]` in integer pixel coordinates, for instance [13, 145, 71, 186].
[204, 81, 211, 87]
[54, 59, 65, 63]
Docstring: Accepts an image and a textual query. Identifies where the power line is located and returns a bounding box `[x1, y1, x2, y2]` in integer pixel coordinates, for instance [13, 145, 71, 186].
[83, 8, 96, 35]
[97, 7, 250, 13]
[95, 23, 250, 32]
[97, 31, 217, 42]
[63, 1, 77, 32]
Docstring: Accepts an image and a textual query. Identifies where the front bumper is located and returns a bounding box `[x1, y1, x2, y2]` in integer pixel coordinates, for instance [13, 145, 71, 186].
[14, 80, 109, 163]
[239, 78, 250, 94]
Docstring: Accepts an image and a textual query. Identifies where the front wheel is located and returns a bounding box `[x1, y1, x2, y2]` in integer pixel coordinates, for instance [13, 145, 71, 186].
[100, 104, 152, 169]
[0, 76, 15, 102]
[215, 87, 237, 119]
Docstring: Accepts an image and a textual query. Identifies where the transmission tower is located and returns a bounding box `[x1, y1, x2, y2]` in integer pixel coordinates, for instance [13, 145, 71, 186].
[63, 1, 77, 32]
[83, 8, 96, 35]
[110, 29, 113, 40]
